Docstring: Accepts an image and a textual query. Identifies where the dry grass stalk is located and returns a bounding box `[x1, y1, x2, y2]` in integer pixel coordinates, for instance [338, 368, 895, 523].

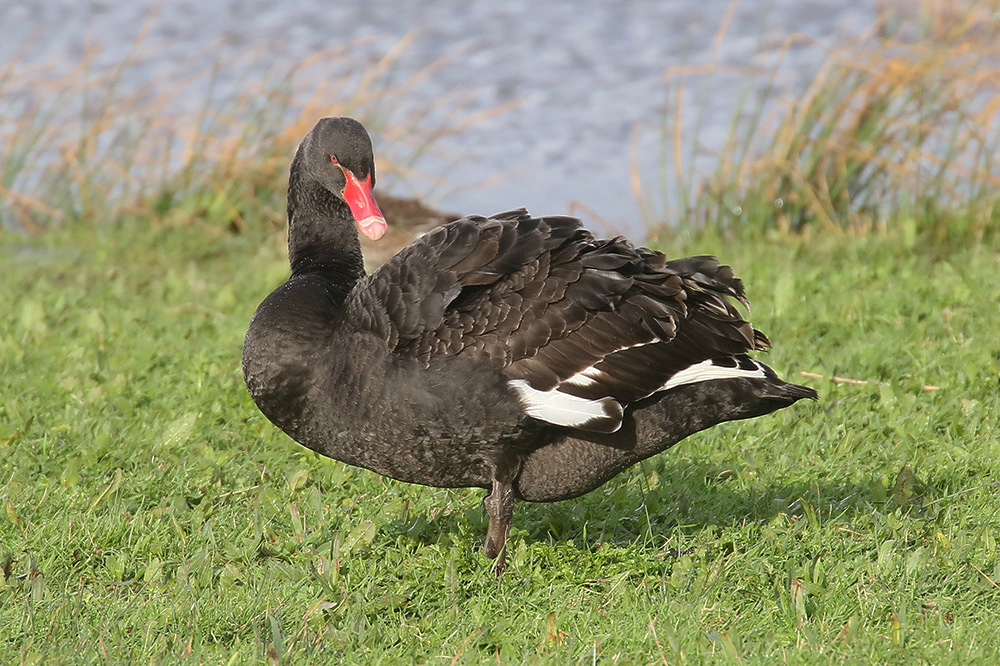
[798, 371, 940, 392]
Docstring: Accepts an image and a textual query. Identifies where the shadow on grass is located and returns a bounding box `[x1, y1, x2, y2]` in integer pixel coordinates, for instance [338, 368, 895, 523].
[380, 457, 920, 556]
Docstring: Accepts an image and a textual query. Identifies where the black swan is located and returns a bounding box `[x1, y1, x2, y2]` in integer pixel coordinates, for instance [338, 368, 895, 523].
[242, 117, 817, 570]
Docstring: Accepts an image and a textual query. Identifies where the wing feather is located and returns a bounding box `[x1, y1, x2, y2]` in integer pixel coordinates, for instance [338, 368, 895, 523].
[347, 210, 768, 433]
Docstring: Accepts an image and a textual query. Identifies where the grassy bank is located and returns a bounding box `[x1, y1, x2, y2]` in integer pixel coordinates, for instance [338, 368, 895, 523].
[4, 2, 1000, 664]
[2, 218, 999, 663]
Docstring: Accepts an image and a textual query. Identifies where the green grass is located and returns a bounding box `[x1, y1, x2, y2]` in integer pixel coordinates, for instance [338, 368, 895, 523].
[2, 4, 999, 662]
[2, 218, 999, 664]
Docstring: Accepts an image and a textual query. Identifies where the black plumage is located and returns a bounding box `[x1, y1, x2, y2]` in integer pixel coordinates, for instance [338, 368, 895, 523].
[242, 117, 817, 571]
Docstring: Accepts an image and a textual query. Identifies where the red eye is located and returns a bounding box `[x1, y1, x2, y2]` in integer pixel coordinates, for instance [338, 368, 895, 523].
[330, 155, 339, 164]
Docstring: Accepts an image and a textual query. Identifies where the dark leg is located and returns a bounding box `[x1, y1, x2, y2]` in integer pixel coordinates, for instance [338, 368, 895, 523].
[483, 478, 515, 574]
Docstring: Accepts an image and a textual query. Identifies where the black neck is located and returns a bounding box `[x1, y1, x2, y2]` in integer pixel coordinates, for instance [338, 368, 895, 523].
[286, 174, 366, 299]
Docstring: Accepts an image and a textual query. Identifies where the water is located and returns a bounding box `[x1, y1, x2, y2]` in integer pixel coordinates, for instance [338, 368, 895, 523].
[1, 0, 878, 233]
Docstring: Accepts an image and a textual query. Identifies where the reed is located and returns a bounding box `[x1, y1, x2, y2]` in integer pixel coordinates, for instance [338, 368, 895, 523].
[637, 0, 1000, 244]
[0, 31, 489, 235]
